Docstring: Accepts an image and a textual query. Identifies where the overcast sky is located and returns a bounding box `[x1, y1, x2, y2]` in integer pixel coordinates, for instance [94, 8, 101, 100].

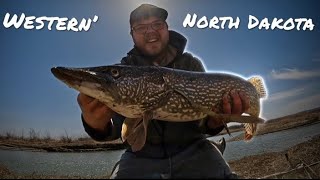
[0, 0, 319, 137]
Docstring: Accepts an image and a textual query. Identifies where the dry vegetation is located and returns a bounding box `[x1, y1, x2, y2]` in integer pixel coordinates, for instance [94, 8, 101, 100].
[226, 107, 320, 178]
[0, 128, 125, 152]
[229, 135, 320, 179]
[1, 107, 320, 179]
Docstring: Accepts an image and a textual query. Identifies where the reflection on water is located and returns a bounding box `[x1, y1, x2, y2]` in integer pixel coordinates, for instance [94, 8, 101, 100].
[0, 149, 124, 178]
[0, 123, 319, 178]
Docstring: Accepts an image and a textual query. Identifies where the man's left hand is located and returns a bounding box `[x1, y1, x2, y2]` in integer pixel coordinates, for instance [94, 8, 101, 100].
[207, 89, 250, 129]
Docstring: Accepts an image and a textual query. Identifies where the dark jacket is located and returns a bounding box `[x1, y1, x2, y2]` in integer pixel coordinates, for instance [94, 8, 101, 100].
[82, 30, 224, 158]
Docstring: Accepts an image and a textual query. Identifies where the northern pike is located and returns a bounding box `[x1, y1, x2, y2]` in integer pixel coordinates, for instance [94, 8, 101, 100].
[51, 65, 267, 151]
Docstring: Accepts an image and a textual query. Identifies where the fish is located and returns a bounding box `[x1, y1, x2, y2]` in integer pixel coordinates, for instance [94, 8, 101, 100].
[51, 65, 267, 151]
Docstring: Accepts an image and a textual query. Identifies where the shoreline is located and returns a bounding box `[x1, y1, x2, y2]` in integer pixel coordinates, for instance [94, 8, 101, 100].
[0, 108, 319, 178]
[226, 120, 320, 142]
[1, 134, 319, 179]
[0, 116, 319, 153]
[0, 107, 318, 153]
[0, 139, 126, 153]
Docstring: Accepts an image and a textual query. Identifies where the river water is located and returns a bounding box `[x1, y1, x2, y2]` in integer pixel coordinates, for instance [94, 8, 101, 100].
[1, 123, 319, 178]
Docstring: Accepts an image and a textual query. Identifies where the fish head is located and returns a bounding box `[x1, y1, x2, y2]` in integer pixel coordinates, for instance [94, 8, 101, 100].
[51, 65, 168, 114]
[51, 65, 121, 104]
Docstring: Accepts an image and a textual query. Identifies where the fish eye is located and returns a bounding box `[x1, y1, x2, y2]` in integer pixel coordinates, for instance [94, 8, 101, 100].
[110, 69, 120, 78]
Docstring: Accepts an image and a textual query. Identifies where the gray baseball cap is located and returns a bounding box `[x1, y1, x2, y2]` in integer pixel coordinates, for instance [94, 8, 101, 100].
[130, 4, 168, 26]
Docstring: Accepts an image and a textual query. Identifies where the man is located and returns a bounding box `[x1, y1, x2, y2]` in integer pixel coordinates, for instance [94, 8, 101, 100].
[77, 4, 249, 179]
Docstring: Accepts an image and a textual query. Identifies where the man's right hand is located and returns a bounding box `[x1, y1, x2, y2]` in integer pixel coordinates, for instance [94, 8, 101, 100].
[77, 93, 114, 131]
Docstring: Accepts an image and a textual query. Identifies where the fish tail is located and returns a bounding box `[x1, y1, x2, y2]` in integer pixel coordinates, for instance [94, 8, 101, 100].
[248, 76, 267, 99]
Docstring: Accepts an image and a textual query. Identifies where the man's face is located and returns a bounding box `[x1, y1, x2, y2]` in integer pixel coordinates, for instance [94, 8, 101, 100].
[131, 16, 169, 57]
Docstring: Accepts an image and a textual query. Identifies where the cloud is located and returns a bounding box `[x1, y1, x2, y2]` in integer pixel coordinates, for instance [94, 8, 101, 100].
[271, 68, 320, 80]
[266, 87, 305, 102]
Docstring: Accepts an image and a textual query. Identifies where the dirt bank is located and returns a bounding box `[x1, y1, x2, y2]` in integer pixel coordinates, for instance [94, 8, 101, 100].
[228, 135, 320, 179]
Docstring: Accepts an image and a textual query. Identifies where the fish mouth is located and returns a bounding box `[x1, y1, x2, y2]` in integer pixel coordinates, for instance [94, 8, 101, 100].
[51, 67, 103, 87]
[51, 66, 120, 102]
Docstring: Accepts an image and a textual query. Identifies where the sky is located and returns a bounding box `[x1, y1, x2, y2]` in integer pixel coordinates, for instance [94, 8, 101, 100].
[0, 0, 319, 138]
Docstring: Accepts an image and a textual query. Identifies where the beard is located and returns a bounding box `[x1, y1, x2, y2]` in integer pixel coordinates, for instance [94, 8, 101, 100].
[133, 30, 170, 58]
[142, 42, 167, 57]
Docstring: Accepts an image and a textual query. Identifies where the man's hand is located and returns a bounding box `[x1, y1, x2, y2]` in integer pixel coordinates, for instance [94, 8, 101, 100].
[77, 93, 114, 131]
[207, 89, 250, 129]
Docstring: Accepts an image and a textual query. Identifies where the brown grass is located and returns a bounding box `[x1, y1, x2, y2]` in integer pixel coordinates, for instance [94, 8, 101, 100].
[0, 138, 125, 152]
[228, 135, 320, 179]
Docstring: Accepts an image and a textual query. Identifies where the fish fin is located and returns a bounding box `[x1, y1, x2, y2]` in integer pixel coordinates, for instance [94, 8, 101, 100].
[124, 119, 145, 152]
[205, 111, 263, 140]
[227, 115, 265, 124]
[248, 76, 267, 99]
[202, 108, 265, 124]
[227, 115, 261, 141]
[243, 122, 257, 141]
[127, 111, 153, 152]
[121, 118, 142, 142]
